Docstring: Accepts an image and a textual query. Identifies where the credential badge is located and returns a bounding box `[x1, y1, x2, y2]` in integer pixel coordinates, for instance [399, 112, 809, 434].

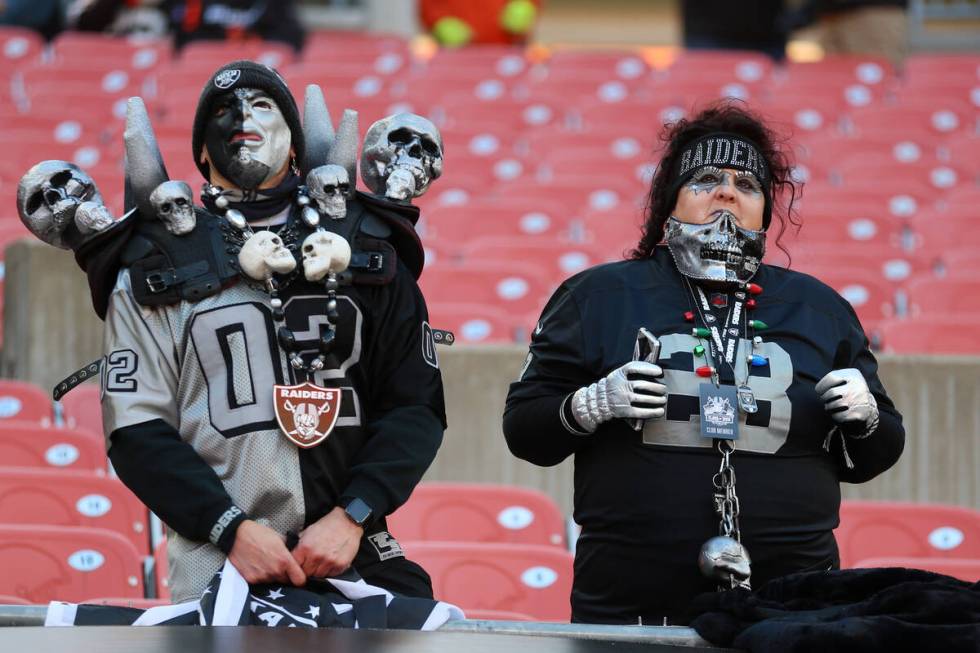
[214, 69, 241, 90]
[273, 382, 341, 448]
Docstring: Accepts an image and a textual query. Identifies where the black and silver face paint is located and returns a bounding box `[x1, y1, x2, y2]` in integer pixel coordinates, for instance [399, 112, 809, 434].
[686, 166, 764, 197]
[665, 210, 766, 285]
[203, 88, 292, 191]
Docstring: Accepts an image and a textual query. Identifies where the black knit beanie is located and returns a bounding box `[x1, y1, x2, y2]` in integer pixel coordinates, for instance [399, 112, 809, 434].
[192, 60, 304, 181]
[666, 132, 773, 229]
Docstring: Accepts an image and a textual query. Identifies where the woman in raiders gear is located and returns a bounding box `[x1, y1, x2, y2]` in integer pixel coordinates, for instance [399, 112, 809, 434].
[503, 102, 904, 625]
[102, 61, 445, 602]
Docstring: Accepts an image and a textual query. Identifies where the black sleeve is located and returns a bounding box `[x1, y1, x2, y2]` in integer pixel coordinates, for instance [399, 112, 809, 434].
[342, 265, 445, 519]
[831, 303, 905, 483]
[108, 419, 247, 554]
[503, 284, 597, 467]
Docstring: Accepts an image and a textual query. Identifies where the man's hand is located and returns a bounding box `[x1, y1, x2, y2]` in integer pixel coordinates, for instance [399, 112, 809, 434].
[227, 519, 306, 586]
[291, 506, 363, 578]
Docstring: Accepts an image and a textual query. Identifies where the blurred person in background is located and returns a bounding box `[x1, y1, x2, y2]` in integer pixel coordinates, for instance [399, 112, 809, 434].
[67, 0, 169, 38]
[0, 0, 63, 39]
[419, 0, 542, 48]
[807, 0, 908, 63]
[681, 0, 790, 60]
[68, 0, 305, 51]
[503, 102, 904, 625]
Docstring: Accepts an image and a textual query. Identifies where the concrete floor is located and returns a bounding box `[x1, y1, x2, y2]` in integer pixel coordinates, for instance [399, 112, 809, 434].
[534, 0, 680, 47]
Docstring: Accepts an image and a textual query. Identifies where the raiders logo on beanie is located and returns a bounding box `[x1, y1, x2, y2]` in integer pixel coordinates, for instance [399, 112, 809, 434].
[191, 60, 304, 181]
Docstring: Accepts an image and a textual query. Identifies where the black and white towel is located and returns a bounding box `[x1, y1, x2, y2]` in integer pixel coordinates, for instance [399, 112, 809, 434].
[45, 560, 464, 629]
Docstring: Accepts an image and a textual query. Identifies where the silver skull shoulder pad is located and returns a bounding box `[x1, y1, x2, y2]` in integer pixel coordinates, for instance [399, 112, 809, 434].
[17, 160, 105, 249]
[360, 113, 443, 203]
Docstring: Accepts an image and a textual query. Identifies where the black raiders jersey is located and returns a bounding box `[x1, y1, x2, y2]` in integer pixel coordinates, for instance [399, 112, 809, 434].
[504, 245, 904, 624]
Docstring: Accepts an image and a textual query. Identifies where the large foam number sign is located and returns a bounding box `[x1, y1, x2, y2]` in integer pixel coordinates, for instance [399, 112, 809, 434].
[189, 297, 363, 438]
[642, 332, 793, 454]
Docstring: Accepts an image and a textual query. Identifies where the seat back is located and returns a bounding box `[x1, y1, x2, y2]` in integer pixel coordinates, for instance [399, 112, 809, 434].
[389, 483, 566, 548]
[0, 468, 149, 554]
[836, 500, 980, 568]
[853, 556, 980, 582]
[0, 424, 106, 472]
[0, 524, 144, 603]
[0, 380, 53, 425]
[402, 541, 573, 621]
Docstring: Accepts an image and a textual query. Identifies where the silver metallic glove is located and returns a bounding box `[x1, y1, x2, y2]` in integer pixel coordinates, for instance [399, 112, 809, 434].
[570, 361, 667, 433]
[815, 368, 879, 439]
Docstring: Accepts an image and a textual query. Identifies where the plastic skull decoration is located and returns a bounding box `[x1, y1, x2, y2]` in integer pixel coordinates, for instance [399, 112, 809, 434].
[17, 160, 104, 249]
[698, 535, 752, 589]
[301, 230, 352, 282]
[360, 113, 443, 202]
[74, 201, 116, 235]
[237, 231, 297, 281]
[149, 181, 196, 235]
[306, 165, 350, 221]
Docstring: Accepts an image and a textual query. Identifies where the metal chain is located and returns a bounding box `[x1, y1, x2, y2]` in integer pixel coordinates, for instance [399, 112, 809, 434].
[712, 439, 742, 542]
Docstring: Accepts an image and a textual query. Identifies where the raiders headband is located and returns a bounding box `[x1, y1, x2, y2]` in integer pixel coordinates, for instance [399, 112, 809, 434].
[668, 132, 773, 228]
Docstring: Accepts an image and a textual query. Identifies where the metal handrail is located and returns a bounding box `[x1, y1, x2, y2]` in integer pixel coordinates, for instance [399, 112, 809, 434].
[0, 605, 715, 646]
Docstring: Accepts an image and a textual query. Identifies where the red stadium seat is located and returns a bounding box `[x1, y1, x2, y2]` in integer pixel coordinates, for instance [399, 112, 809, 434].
[852, 557, 980, 582]
[171, 40, 295, 72]
[388, 483, 566, 548]
[463, 609, 536, 621]
[48, 33, 171, 71]
[801, 269, 896, 326]
[437, 94, 566, 132]
[0, 594, 31, 605]
[0, 26, 44, 66]
[774, 56, 895, 86]
[0, 468, 148, 554]
[663, 50, 773, 89]
[402, 541, 574, 621]
[836, 500, 980, 568]
[0, 524, 143, 603]
[848, 105, 974, 141]
[494, 176, 646, 219]
[420, 261, 552, 319]
[877, 318, 980, 355]
[153, 538, 170, 600]
[905, 277, 980, 319]
[0, 423, 107, 472]
[427, 302, 527, 344]
[59, 383, 103, 438]
[902, 54, 980, 88]
[420, 200, 574, 246]
[462, 237, 610, 284]
[0, 380, 53, 424]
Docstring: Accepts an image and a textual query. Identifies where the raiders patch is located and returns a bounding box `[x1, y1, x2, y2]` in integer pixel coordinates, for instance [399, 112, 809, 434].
[214, 69, 241, 89]
[368, 531, 405, 561]
[421, 321, 439, 369]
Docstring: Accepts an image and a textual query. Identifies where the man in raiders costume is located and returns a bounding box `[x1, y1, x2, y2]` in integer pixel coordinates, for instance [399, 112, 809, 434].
[17, 60, 446, 603]
[503, 103, 905, 625]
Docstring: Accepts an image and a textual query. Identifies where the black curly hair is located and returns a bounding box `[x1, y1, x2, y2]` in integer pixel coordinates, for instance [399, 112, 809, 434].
[630, 101, 800, 261]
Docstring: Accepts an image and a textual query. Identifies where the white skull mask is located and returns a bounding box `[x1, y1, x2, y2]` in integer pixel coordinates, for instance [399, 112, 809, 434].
[238, 231, 297, 281]
[360, 113, 443, 201]
[306, 165, 350, 220]
[301, 231, 352, 282]
[17, 160, 103, 249]
[74, 201, 115, 235]
[149, 181, 196, 235]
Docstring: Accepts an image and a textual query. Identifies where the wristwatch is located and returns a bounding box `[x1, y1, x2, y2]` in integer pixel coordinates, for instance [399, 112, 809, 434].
[342, 497, 373, 528]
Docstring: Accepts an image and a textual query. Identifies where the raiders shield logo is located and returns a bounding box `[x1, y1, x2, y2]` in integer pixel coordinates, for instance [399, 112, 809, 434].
[273, 382, 341, 449]
[214, 69, 241, 89]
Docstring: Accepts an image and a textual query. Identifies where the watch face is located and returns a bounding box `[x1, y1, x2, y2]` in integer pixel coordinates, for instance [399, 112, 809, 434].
[345, 498, 372, 526]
